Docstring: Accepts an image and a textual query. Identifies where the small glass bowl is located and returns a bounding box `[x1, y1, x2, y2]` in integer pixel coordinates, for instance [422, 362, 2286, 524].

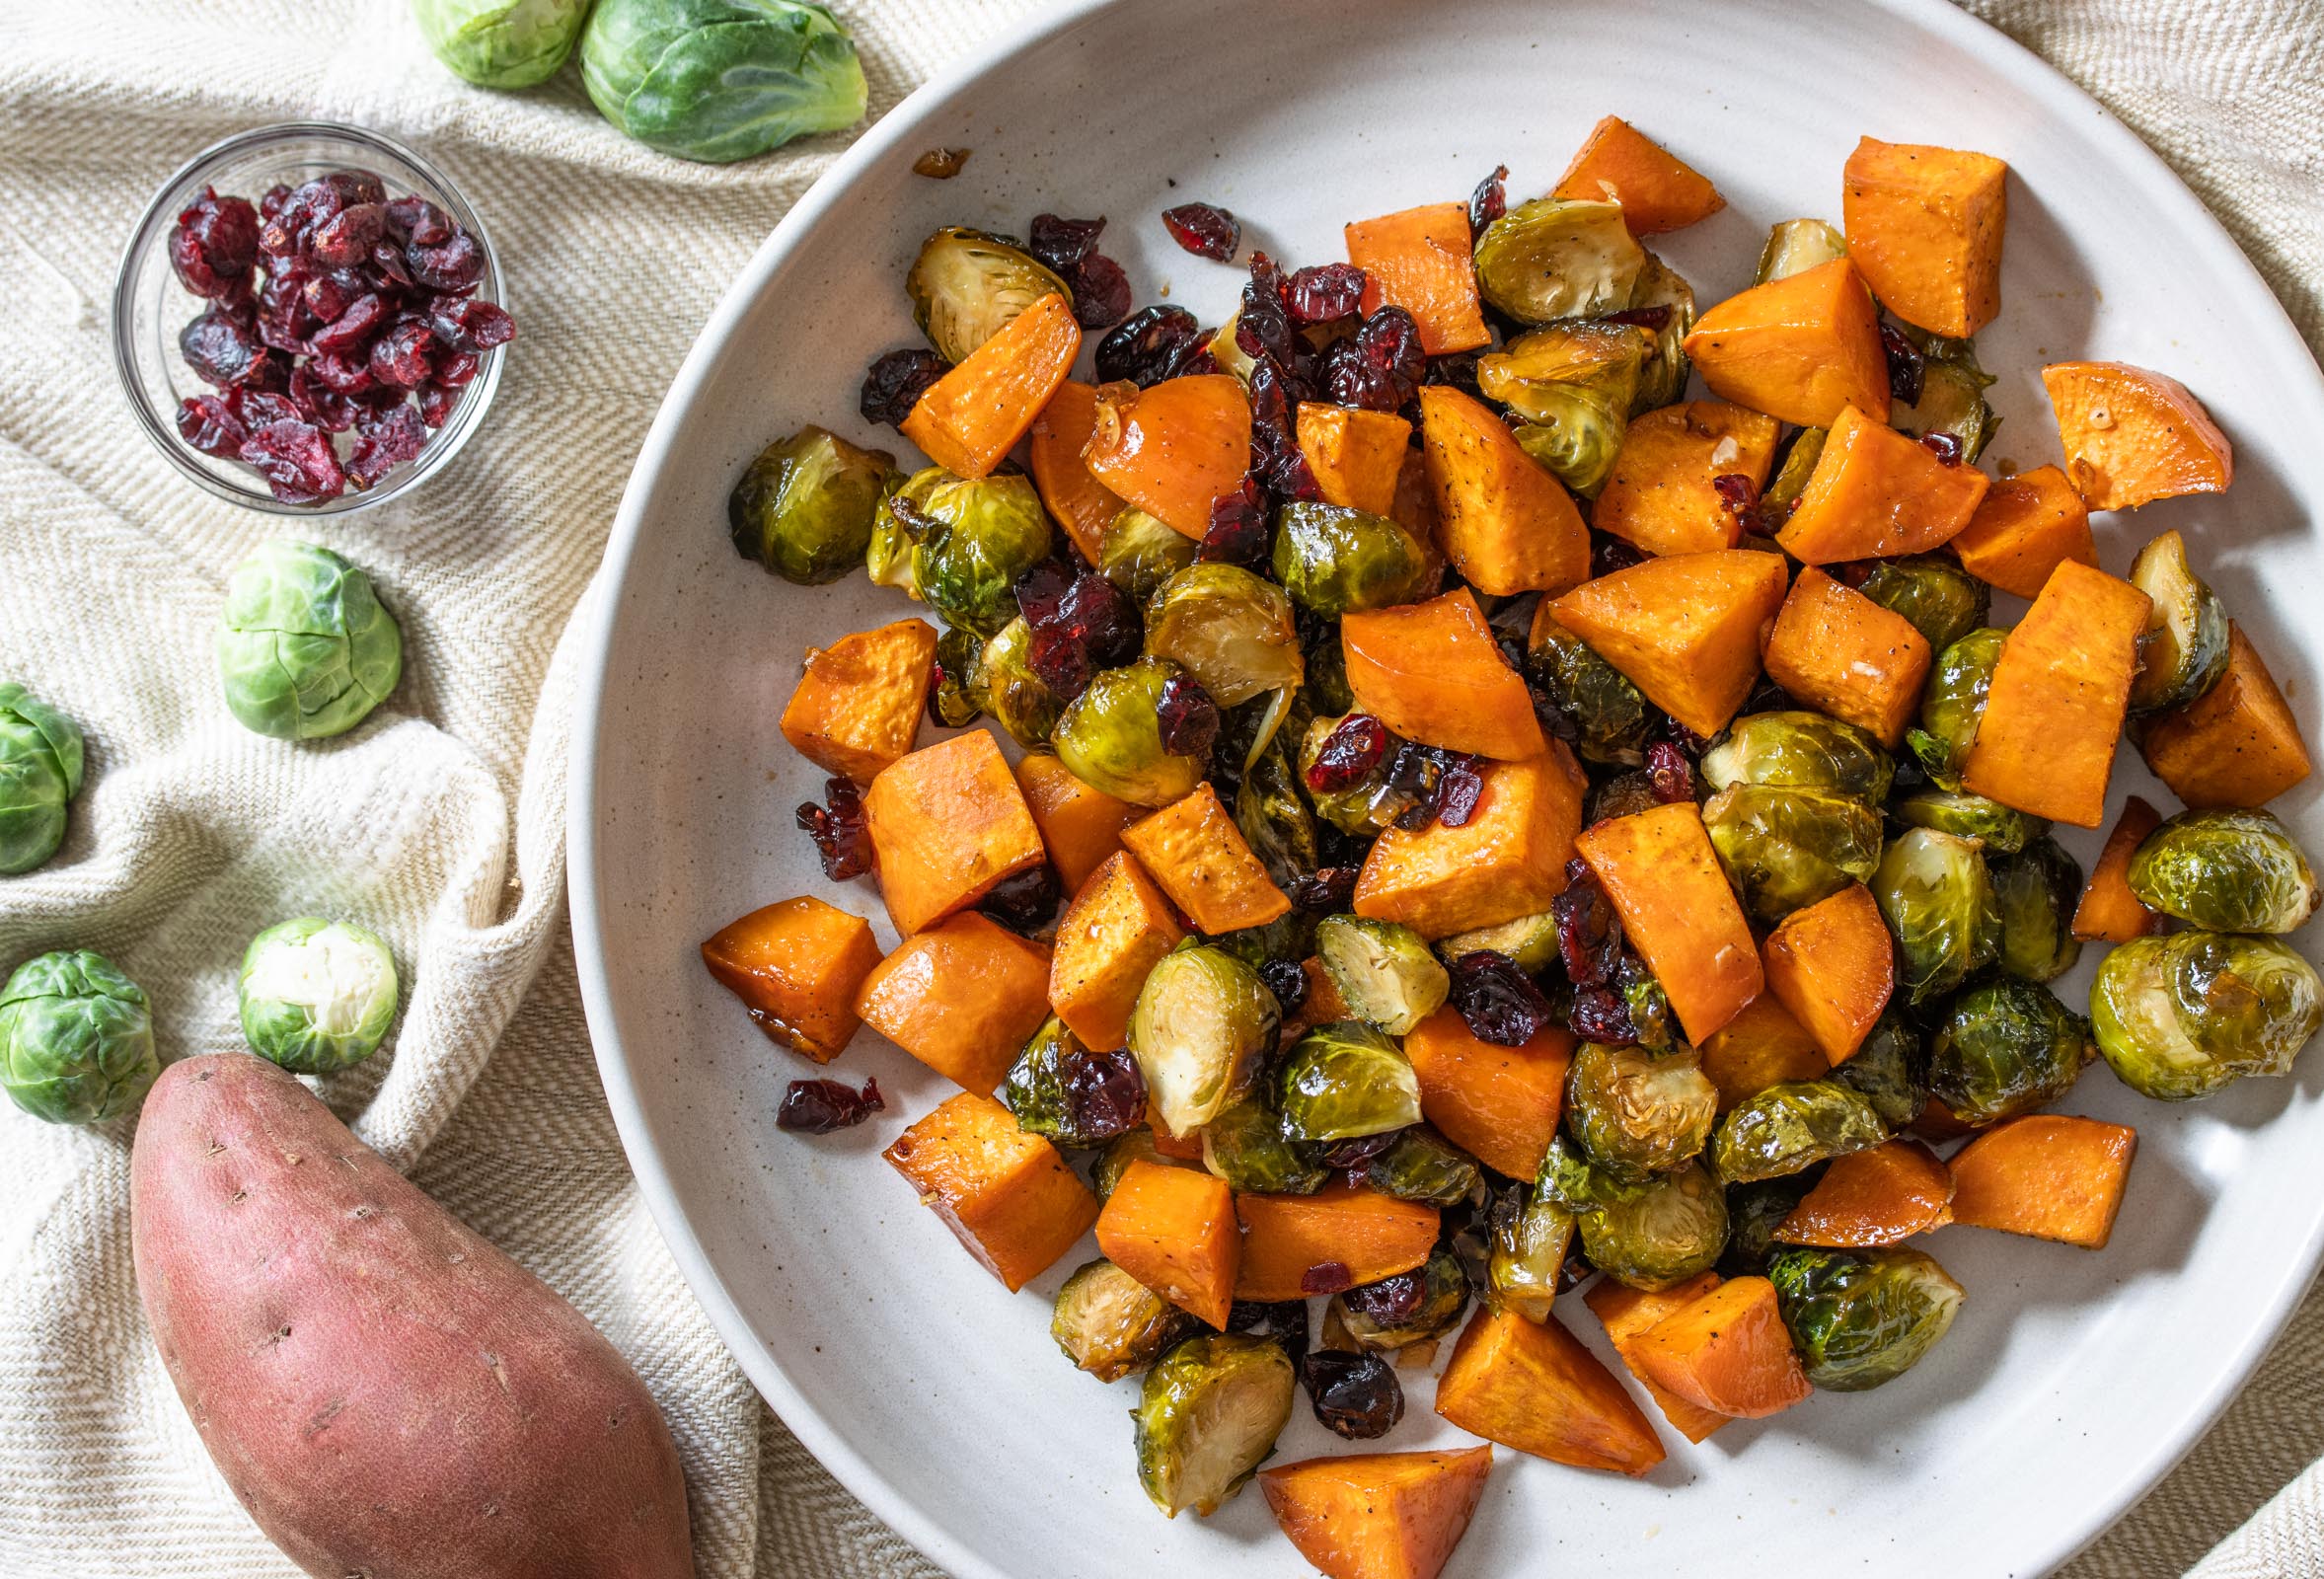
[112, 121, 508, 516]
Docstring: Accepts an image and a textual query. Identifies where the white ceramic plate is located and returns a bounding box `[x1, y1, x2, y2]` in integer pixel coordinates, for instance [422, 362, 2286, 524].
[570, 2, 2324, 1573]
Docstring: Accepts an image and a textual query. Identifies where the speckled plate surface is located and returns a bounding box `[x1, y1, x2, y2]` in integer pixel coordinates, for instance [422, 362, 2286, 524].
[569, 2, 2324, 1573]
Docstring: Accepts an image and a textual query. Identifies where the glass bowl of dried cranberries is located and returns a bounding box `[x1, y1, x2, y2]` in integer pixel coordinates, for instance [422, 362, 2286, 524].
[112, 121, 512, 513]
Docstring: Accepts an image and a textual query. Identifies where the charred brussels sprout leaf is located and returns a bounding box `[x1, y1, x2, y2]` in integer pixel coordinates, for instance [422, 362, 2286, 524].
[1479, 320, 1645, 496]
[1236, 738, 1319, 892]
[1144, 564, 1303, 708]
[1873, 828, 1999, 1005]
[1053, 1259, 1198, 1383]
[1891, 336, 1998, 463]
[1055, 657, 1206, 806]
[1855, 557, 1991, 656]
[1712, 1081, 1888, 1184]
[1925, 978, 2092, 1126]
[1754, 218, 1847, 284]
[2127, 529, 2230, 714]
[1100, 507, 1198, 605]
[1574, 1161, 1729, 1292]
[728, 425, 898, 586]
[1588, 770, 1662, 825]
[1564, 1041, 1717, 1182]
[1625, 251, 1696, 413]
[1134, 1332, 1295, 1518]
[1437, 912, 1562, 974]
[1990, 837, 2084, 984]
[1698, 712, 1894, 805]
[1472, 198, 1644, 325]
[1890, 789, 2044, 856]
[0, 949, 158, 1125]
[1333, 1250, 1470, 1350]
[2127, 809, 2320, 935]
[1907, 627, 2004, 790]
[1317, 916, 1450, 1037]
[1769, 1245, 1965, 1391]
[1279, 1021, 1422, 1143]
[906, 226, 1072, 363]
[1271, 502, 1434, 617]
[0, 683, 84, 875]
[1829, 1012, 1927, 1129]
[1488, 1188, 1575, 1321]
[579, 0, 868, 164]
[969, 617, 1061, 747]
[1365, 1125, 1483, 1207]
[2092, 932, 2324, 1100]
[1201, 1092, 1326, 1195]
[1704, 785, 1884, 923]
[1130, 945, 1280, 1135]
[1719, 1171, 1823, 1277]
[1527, 615, 1649, 766]
[1298, 713, 1417, 836]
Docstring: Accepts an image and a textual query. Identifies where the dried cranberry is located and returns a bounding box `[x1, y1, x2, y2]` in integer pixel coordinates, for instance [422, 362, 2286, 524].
[1021, 627, 1090, 699]
[859, 348, 950, 427]
[1301, 1260, 1355, 1296]
[1424, 349, 1483, 398]
[384, 194, 450, 247]
[1229, 1300, 1309, 1341]
[369, 240, 416, 291]
[1258, 957, 1308, 1016]
[406, 228, 483, 292]
[169, 187, 261, 298]
[238, 390, 306, 428]
[347, 402, 427, 489]
[1302, 1350, 1404, 1440]
[1469, 163, 1510, 237]
[1448, 951, 1554, 1046]
[1644, 740, 1695, 804]
[1319, 1132, 1398, 1169]
[1281, 263, 1368, 326]
[1068, 253, 1133, 329]
[1436, 758, 1484, 826]
[1567, 982, 1639, 1045]
[1028, 212, 1106, 271]
[1553, 866, 1621, 986]
[1235, 253, 1301, 369]
[1306, 714, 1389, 792]
[1014, 559, 1078, 630]
[1881, 323, 1925, 407]
[796, 777, 873, 879]
[309, 292, 389, 356]
[259, 184, 293, 221]
[1053, 573, 1140, 665]
[975, 863, 1061, 935]
[299, 268, 365, 323]
[776, 1077, 884, 1135]
[434, 350, 481, 389]
[1591, 533, 1646, 578]
[287, 366, 353, 432]
[1161, 201, 1238, 261]
[179, 308, 262, 386]
[1246, 359, 1321, 500]
[1601, 304, 1673, 333]
[1342, 1268, 1426, 1326]
[1711, 472, 1759, 521]
[1323, 307, 1426, 413]
[1094, 305, 1202, 388]
[174, 395, 247, 458]
[1155, 673, 1219, 759]
[1195, 479, 1271, 566]
[323, 169, 388, 208]
[1289, 865, 1360, 913]
[427, 296, 515, 352]
[1058, 1048, 1145, 1142]
[367, 319, 438, 388]
[416, 383, 459, 428]
[306, 348, 375, 393]
[1921, 430, 1966, 466]
[237, 417, 345, 504]
[310, 202, 384, 268]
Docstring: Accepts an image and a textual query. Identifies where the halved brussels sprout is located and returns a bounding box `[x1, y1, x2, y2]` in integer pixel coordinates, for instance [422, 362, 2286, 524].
[1317, 916, 1451, 1037]
[1053, 1259, 1198, 1383]
[727, 425, 899, 586]
[1332, 1249, 1471, 1351]
[1907, 627, 2005, 790]
[1298, 712, 1418, 836]
[1488, 1187, 1575, 1321]
[906, 226, 1072, 364]
[1719, 1171, 1823, 1277]
[1365, 1125, 1483, 1206]
[969, 618, 1062, 747]
[1130, 945, 1280, 1134]
[1101, 507, 1198, 605]
[869, 467, 1052, 637]
[1703, 784, 1885, 923]
[1480, 321, 1645, 496]
[1472, 197, 1645, 324]
[1003, 1016, 1118, 1150]
[1698, 712, 1894, 805]
[1854, 556, 1992, 656]
[1527, 614, 1650, 766]
[1134, 1332, 1296, 1518]
[1202, 1091, 1327, 1195]
[1890, 788, 2045, 855]
[1925, 978, 2092, 1126]
[1769, 1245, 1965, 1391]
[1564, 1042, 1718, 1183]
[1829, 1012, 1927, 1128]
[1212, 910, 1318, 975]
[1236, 737, 1320, 892]
[1271, 501, 1434, 617]
[1437, 912, 1562, 974]
[1753, 218, 1847, 284]
[1143, 564, 1303, 708]
[1712, 1081, 1888, 1184]
[1625, 251, 1696, 413]
[1891, 336, 1998, 463]
[1278, 1021, 1423, 1143]
[2127, 528, 2229, 714]
[1574, 1161, 1729, 1292]
[2128, 808, 2320, 935]
[1095, 1129, 1184, 1199]
[930, 625, 983, 728]
[1990, 837, 2084, 984]
[1873, 827, 1999, 1006]
[1055, 657, 1207, 807]
[2093, 932, 2324, 1100]
[1762, 426, 1827, 514]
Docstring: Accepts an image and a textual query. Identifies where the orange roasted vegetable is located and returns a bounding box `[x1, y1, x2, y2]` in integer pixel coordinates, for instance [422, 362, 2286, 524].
[1094, 1161, 1239, 1329]
[853, 913, 1052, 1092]
[1012, 751, 1140, 893]
[1682, 258, 1889, 427]
[1547, 550, 1789, 737]
[1299, 404, 1412, 517]
[1948, 1114, 2137, 1249]
[1120, 783, 1291, 934]
[1592, 401, 1780, 558]
[1949, 464, 2095, 600]
[1762, 882, 1896, 1065]
[1840, 136, 2008, 338]
[1341, 588, 1547, 761]
[1402, 1007, 1572, 1180]
[1553, 116, 1725, 235]
[2071, 795, 2167, 943]
[1354, 744, 1587, 940]
[1028, 380, 1127, 562]
[2042, 361, 2233, 511]
[702, 895, 883, 1064]
[1435, 1307, 1666, 1475]
[1047, 851, 1184, 1051]
[1631, 1276, 1811, 1420]
[1698, 995, 1829, 1111]
[1762, 566, 1931, 746]
[1235, 1185, 1439, 1302]
[1775, 1139, 1954, 1247]
[1282, 956, 1355, 1042]
[863, 731, 1047, 936]
[1961, 560, 2151, 827]
[2137, 624, 2313, 808]
[1416, 385, 1590, 596]
[1083, 374, 1252, 539]
[780, 618, 939, 785]
[1344, 202, 1491, 355]
[883, 1092, 1098, 1292]
[1774, 403, 1990, 564]
[1576, 803, 1762, 1044]
[1259, 1448, 1493, 1579]
[901, 290, 1079, 479]
[1582, 1273, 1731, 1444]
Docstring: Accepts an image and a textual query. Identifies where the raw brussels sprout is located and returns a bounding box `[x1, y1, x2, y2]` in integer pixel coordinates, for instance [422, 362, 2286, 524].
[1479, 320, 1645, 496]
[1889, 788, 2044, 855]
[1002, 1016, 1128, 1151]
[1925, 978, 2092, 1126]
[969, 618, 1061, 748]
[1625, 251, 1696, 413]
[2128, 808, 2320, 935]
[1134, 1332, 1295, 1518]
[1271, 501, 1433, 617]
[1829, 1012, 1927, 1128]
[1332, 1250, 1470, 1350]
[1703, 784, 1884, 922]
[1527, 615, 1649, 765]
[1278, 1021, 1422, 1143]
[1698, 711, 1894, 805]
[1298, 713, 1418, 836]
[579, 0, 868, 165]
[1769, 1245, 1965, 1391]
[1719, 1171, 1822, 1277]
[868, 467, 1051, 638]
[1052, 1259, 1198, 1383]
[905, 226, 1071, 364]
[0, 949, 157, 1125]
[1762, 426, 1827, 513]
[2092, 932, 2324, 1100]
[1471, 197, 1645, 324]
[0, 683, 85, 875]
[1753, 218, 1847, 283]
[1488, 1187, 1574, 1321]
[1095, 1129, 1179, 1199]
[1143, 564, 1303, 708]
[1907, 627, 2004, 789]
[1892, 336, 1998, 463]
[1235, 737, 1320, 891]
[930, 625, 983, 728]
[1201, 1092, 1326, 1195]
[1712, 1081, 1888, 1184]
[2127, 528, 2230, 714]
[1564, 1042, 1717, 1182]
[238, 918, 400, 1073]
[216, 539, 404, 741]
[414, 0, 589, 88]
[1873, 828, 1999, 1005]
[1101, 508, 1199, 606]
[1054, 658, 1206, 807]
[1574, 1161, 1729, 1292]
[1317, 916, 1450, 1037]
[1990, 837, 2084, 984]
[1854, 556, 1992, 656]
[1365, 1125, 1483, 1206]
[1437, 912, 1561, 974]
[726, 424, 898, 585]
[1130, 946, 1279, 1135]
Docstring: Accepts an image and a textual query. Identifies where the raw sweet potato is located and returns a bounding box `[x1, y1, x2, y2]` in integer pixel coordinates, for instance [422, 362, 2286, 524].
[1762, 882, 1896, 1065]
[1775, 1139, 1954, 1246]
[1416, 385, 1591, 596]
[1434, 1307, 1666, 1475]
[1341, 587, 1547, 761]
[1345, 203, 1491, 355]
[1775, 403, 1990, 564]
[863, 730, 1047, 935]
[702, 895, 883, 1063]
[1083, 374, 1253, 539]
[1948, 1114, 2137, 1249]
[1012, 750, 1140, 893]
[1028, 379, 1127, 563]
[1553, 116, 1725, 236]
[1547, 550, 1789, 737]
[130, 1055, 695, 1579]
[1401, 1006, 1572, 1179]
[1683, 258, 1889, 427]
[1095, 1160, 1239, 1329]
[1841, 136, 2008, 338]
[2043, 360, 2233, 511]
[1047, 851, 1185, 1050]
[1576, 802, 1762, 1044]
[2137, 623, 2313, 808]
[1259, 1448, 1493, 1579]
[1949, 464, 2096, 600]
[1592, 401, 1780, 558]
[884, 1091, 1099, 1290]
[1120, 783, 1291, 934]
[1354, 743, 1588, 940]
[1235, 1184, 1439, 1302]
[1762, 566, 1932, 746]
[1581, 1272, 1732, 1444]
[2071, 795, 2167, 943]
[780, 618, 939, 785]
[902, 290, 1080, 479]
[854, 913, 1052, 1092]
[1631, 1275, 1811, 1419]
[1698, 994, 1829, 1111]
[1299, 403, 1412, 517]
[1962, 560, 2151, 827]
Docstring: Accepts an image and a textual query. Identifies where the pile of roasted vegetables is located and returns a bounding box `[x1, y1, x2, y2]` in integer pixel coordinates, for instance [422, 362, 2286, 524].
[703, 115, 2318, 1578]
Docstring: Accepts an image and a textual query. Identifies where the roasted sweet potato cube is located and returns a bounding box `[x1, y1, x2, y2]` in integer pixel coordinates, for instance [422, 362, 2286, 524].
[1553, 116, 1724, 236]
[1631, 1276, 1810, 1420]
[1698, 994, 1829, 1111]
[1299, 403, 1411, 517]
[1776, 1139, 1954, 1247]
[1549, 549, 1789, 741]
[1416, 385, 1590, 597]
[1962, 560, 2151, 827]
[901, 291, 1080, 479]
[1841, 136, 2008, 338]
[883, 1092, 1097, 1291]
[853, 913, 1052, 1091]
[1775, 404, 1990, 564]
[1435, 1307, 1666, 1475]
[1593, 401, 1780, 559]
[1341, 587, 1546, 761]
[1083, 374, 1252, 539]
[2043, 361, 2233, 511]
[2137, 624, 2312, 808]
[1949, 464, 2095, 600]
[1762, 882, 1896, 1064]
[1047, 852, 1184, 1050]
[1235, 1185, 1439, 1302]
[702, 895, 883, 1063]
[1260, 1449, 1492, 1579]
[1345, 202, 1491, 355]
[1028, 379, 1127, 563]
[1948, 1114, 2137, 1248]
[1012, 750, 1140, 894]
[1120, 784, 1290, 934]
[2071, 795, 2167, 943]
[1354, 744, 1587, 940]
[1095, 1160, 1239, 1329]
[1762, 567, 1931, 746]
[1582, 1273, 1731, 1444]
[1576, 803, 1762, 1044]
[780, 618, 939, 785]
[1683, 258, 1889, 428]
[1402, 1007, 1572, 1180]
[863, 730, 1047, 936]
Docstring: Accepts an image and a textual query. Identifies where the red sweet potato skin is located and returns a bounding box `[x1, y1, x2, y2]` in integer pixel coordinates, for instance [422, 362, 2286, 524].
[129, 1055, 694, 1579]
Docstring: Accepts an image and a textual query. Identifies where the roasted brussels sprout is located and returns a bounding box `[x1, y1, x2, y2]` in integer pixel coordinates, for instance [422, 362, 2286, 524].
[1762, 426, 1827, 514]
[216, 539, 404, 741]
[1201, 1091, 1327, 1195]
[1052, 1259, 1198, 1382]
[1472, 197, 1644, 324]
[1333, 1250, 1470, 1351]
[1753, 218, 1847, 284]
[1892, 337, 1998, 463]
[1587, 770, 1662, 825]
[1829, 1012, 1927, 1129]
[1990, 837, 2084, 984]
[1889, 788, 2044, 855]
[1698, 712, 1894, 805]
[0, 682, 85, 875]
[1854, 556, 1992, 656]
[1303, 619, 1357, 716]
[930, 625, 982, 728]
[1625, 251, 1696, 412]
[1365, 1125, 1483, 1206]
[1712, 1081, 1888, 1184]
[1054, 657, 1206, 807]
[1134, 1332, 1296, 1518]
[727, 425, 898, 585]
[238, 917, 400, 1073]
[1317, 916, 1450, 1037]
[1271, 501, 1434, 617]
[1564, 1041, 1717, 1182]
[1527, 615, 1649, 766]
[1907, 627, 2004, 789]
[1704, 784, 1885, 922]
[1438, 911, 1562, 974]
[2128, 809, 2320, 935]
[1719, 1171, 1822, 1277]
[1620, 966, 1677, 1051]
[1769, 1245, 1965, 1391]
[1488, 1187, 1575, 1321]
[1212, 910, 1317, 974]
[2093, 932, 2324, 1100]
[1279, 1021, 1422, 1143]
[1095, 1128, 1179, 1199]
[1143, 564, 1303, 708]
[2127, 528, 2230, 714]
[1873, 828, 1999, 1005]
[0, 949, 157, 1125]
[869, 467, 1052, 638]
[1925, 978, 2092, 1126]
[968, 618, 1062, 747]
[1130, 945, 1279, 1135]
[1298, 713, 1418, 836]
[1004, 1016, 1129, 1151]
[1575, 1161, 1729, 1292]
[906, 225, 1071, 363]
[579, 0, 868, 164]
[1479, 320, 1645, 496]
[1235, 737, 1320, 892]
[415, 0, 591, 88]
[1100, 507, 1198, 605]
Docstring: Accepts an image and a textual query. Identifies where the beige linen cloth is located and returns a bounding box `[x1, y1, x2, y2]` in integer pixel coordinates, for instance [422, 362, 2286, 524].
[0, 1, 2316, 1575]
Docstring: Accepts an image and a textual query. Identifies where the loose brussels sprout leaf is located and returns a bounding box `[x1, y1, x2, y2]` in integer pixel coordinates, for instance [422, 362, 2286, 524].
[906, 226, 1072, 364]
[1479, 321, 1644, 496]
[1134, 1332, 1296, 1518]
[1489, 1188, 1575, 1321]
[1762, 426, 1827, 514]
[216, 539, 405, 741]
[238, 918, 400, 1073]
[2127, 528, 2231, 714]
[1891, 339, 1998, 463]
[1236, 737, 1320, 892]
[1365, 1125, 1483, 1207]
[727, 424, 898, 586]
[1854, 557, 1992, 657]
[1769, 1245, 1965, 1391]
[1890, 789, 2044, 856]
[1144, 564, 1303, 708]
[1564, 1041, 1718, 1183]
[967, 618, 1062, 748]
[1527, 616, 1649, 766]
[0, 682, 84, 876]
[1053, 1259, 1198, 1383]
[1271, 501, 1434, 617]
[1719, 1171, 1823, 1277]
[1055, 657, 1206, 807]
[0, 949, 157, 1125]
[930, 625, 983, 728]
[1829, 1012, 1927, 1129]
[1576, 1161, 1729, 1292]
[1704, 784, 1885, 923]
[1625, 251, 1696, 413]
[865, 468, 934, 598]
[1201, 1092, 1326, 1195]
[579, 0, 868, 165]
[1130, 946, 1279, 1135]
[1317, 916, 1451, 1037]
[1712, 1081, 1888, 1184]
[2093, 932, 2324, 1100]
[1002, 1016, 1127, 1151]
[2128, 808, 2320, 936]
[1472, 198, 1645, 325]
[1908, 627, 2004, 790]
[1753, 218, 1847, 284]
[1990, 837, 2084, 984]
[1100, 507, 1198, 606]
[1698, 711, 1894, 805]
[1437, 912, 1562, 974]
[1333, 1249, 1471, 1350]
[1278, 1021, 1423, 1143]
[1095, 1128, 1177, 1199]
[1925, 978, 2092, 1125]
[415, 0, 590, 87]
[1873, 828, 2000, 1006]
[1298, 713, 1418, 836]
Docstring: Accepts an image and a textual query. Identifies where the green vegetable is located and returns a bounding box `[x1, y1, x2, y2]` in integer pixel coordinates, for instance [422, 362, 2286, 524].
[1472, 198, 1644, 324]
[1100, 508, 1198, 605]
[1211, 910, 1316, 975]
[1762, 427, 1827, 515]
[1829, 1012, 1927, 1128]
[1278, 1020, 1422, 1143]
[1479, 320, 1645, 496]
[2127, 808, 2320, 935]
[1332, 1249, 1469, 1350]
[1143, 564, 1303, 709]
[1055, 658, 1206, 807]
[1564, 1041, 1717, 1183]
[1624, 251, 1696, 412]
[1129, 945, 1278, 1135]
[929, 626, 982, 728]
[413, 0, 589, 87]
[1587, 770, 1661, 825]
[1620, 965, 1678, 1052]
[1872, 827, 1999, 1005]
[1298, 713, 1418, 836]
[1769, 1245, 1965, 1391]
[1200, 1092, 1325, 1195]
[1854, 556, 1991, 655]
[2126, 528, 2229, 714]
[1365, 1125, 1483, 1207]
[216, 540, 404, 741]
[1889, 788, 2044, 855]
[1703, 784, 1884, 923]
[1134, 1332, 1295, 1518]
[1990, 837, 2084, 984]
[1234, 736, 1319, 892]
[1574, 1160, 1729, 1292]
[867, 467, 1051, 638]
[1487, 1187, 1574, 1320]
[0, 949, 157, 1125]
[726, 425, 898, 585]
[1907, 627, 2004, 789]
[1925, 978, 2091, 1125]
[1437, 911, 1561, 974]
[1891, 336, 1997, 463]
[1719, 1171, 1822, 1277]
[2092, 932, 2324, 1100]
[1095, 1129, 1178, 1199]
[968, 618, 1061, 748]
[1316, 916, 1449, 1036]
[580, 0, 867, 164]
[1712, 1081, 1888, 1184]
[1051, 1259, 1197, 1383]
[905, 226, 1070, 363]
[1698, 712, 1893, 805]
[237, 918, 399, 1073]
[0, 683, 85, 875]
[1270, 501, 1433, 617]
[1526, 616, 1649, 766]
[1002, 1016, 1125, 1151]
[1302, 619, 1356, 716]
[1753, 218, 1847, 284]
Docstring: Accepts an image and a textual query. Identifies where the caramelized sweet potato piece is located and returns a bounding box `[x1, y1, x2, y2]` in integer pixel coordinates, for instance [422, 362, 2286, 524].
[1582, 1272, 1731, 1443]
[1948, 1114, 2137, 1249]
[1120, 784, 1291, 934]
[883, 1091, 1098, 1291]
[1841, 137, 2008, 338]
[1949, 465, 2095, 600]
[2043, 361, 2233, 511]
[1762, 567, 1931, 746]
[1260, 1449, 1493, 1579]
[1416, 385, 1590, 596]
[902, 291, 1080, 479]
[1912, 1097, 1980, 1144]
[1084, 374, 1252, 539]
[1047, 851, 1185, 1050]
[1095, 1160, 1239, 1328]
[1341, 587, 1547, 761]
[1776, 1139, 1954, 1246]
[1235, 1185, 1440, 1302]
[1775, 403, 1989, 564]
[780, 618, 939, 785]
[1354, 744, 1587, 939]
[1698, 995, 1829, 1111]
[703, 896, 883, 1064]
[1553, 116, 1724, 236]
[2137, 624, 2313, 808]
[1548, 550, 1789, 737]
[1344, 202, 1491, 355]
[1028, 379, 1127, 562]
[1961, 560, 2151, 827]
[1012, 751, 1140, 893]
[863, 731, 1047, 935]
[1631, 1276, 1810, 1420]
[1435, 1307, 1666, 1475]
[1576, 803, 1762, 1044]
[1299, 403, 1411, 518]
[1593, 401, 1780, 559]
[2071, 795, 2167, 943]
[853, 913, 1051, 1091]
[1762, 883, 1895, 1065]
[1683, 258, 1888, 428]
[1401, 1007, 1572, 1179]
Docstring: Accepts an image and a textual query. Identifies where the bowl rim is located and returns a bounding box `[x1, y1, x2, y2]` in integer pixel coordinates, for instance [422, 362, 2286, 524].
[567, 3, 2324, 1575]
